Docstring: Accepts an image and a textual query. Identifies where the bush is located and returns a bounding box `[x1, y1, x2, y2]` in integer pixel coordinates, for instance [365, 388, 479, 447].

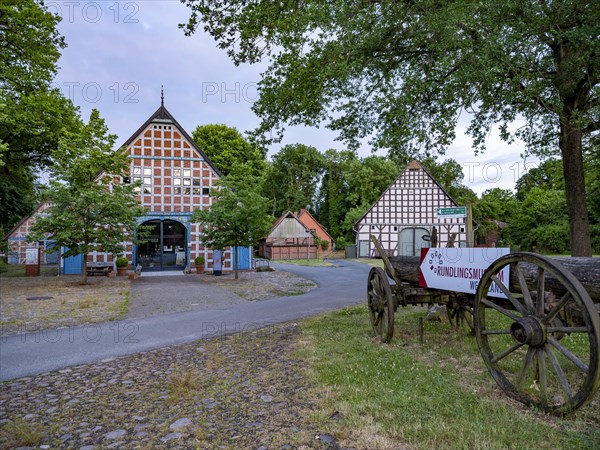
[115, 256, 129, 268]
[320, 240, 329, 251]
[194, 255, 205, 266]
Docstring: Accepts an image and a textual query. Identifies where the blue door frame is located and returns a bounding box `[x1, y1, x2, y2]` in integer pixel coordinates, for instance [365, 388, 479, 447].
[232, 246, 251, 270]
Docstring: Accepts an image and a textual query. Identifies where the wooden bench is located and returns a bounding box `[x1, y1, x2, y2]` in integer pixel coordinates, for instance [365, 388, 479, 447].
[86, 262, 113, 276]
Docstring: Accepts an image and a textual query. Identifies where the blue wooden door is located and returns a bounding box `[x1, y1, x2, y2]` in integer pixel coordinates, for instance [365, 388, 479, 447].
[232, 246, 251, 270]
[63, 253, 83, 274]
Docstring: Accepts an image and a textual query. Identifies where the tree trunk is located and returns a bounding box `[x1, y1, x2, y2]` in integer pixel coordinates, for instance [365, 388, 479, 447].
[81, 252, 88, 284]
[234, 245, 239, 280]
[559, 114, 592, 256]
[388, 255, 600, 301]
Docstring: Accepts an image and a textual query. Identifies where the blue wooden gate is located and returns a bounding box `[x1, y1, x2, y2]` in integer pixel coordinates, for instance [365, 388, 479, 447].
[232, 246, 251, 270]
[63, 253, 83, 275]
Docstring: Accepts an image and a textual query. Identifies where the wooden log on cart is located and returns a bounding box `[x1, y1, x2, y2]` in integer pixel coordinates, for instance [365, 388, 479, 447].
[388, 255, 600, 302]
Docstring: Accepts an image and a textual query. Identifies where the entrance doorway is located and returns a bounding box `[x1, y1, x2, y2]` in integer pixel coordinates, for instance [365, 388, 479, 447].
[399, 227, 430, 257]
[137, 220, 187, 271]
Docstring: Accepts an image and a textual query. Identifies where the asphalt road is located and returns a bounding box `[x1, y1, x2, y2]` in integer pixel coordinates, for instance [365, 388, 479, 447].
[0, 260, 371, 381]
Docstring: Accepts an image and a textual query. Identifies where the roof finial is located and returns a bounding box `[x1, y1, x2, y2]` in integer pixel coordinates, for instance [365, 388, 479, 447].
[161, 85, 164, 107]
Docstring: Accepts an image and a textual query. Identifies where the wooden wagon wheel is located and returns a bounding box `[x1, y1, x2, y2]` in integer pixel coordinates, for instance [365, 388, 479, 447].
[449, 305, 474, 332]
[474, 252, 600, 415]
[447, 295, 474, 333]
[367, 267, 395, 343]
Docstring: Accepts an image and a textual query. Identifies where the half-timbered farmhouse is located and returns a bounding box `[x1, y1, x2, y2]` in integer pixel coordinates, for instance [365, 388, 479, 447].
[353, 160, 468, 258]
[295, 208, 334, 252]
[5, 100, 251, 273]
[259, 211, 318, 260]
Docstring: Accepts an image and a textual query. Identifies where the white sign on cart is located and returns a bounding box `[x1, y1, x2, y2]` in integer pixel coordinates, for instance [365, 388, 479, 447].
[419, 247, 511, 298]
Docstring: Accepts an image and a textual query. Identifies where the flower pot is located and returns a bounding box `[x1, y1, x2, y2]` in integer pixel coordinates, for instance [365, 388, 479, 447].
[117, 267, 128, 276]
[196, 266, 204, 274]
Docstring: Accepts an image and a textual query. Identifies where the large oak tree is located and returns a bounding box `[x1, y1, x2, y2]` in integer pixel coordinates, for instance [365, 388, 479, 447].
[181, 0, 599, 256]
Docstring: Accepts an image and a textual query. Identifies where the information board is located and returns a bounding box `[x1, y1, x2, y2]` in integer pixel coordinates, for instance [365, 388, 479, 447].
[436, 207, 467, 218]
[419, 247, 510, 298]
[25, 248, 38, 265]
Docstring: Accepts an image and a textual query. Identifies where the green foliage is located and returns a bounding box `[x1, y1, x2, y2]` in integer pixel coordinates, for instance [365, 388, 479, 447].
[515, 159, 565, 201]
[182, 1, 597, 154]
[29, 110, 147, 281]
[115, 257, 129, 268]
[264, 143, 325, 215]
[192, 173, 273, 277]
[0, 1, 79, 232]
[0, 1, 64, 93]
[182, 0, 599, 254]
[473, 188, 517, 243]
[191, 123, 266, 176]
[194, 255, 205, 265]
[315, 151, 400, 242]
[320, 240, 329, 251]
[507, 187, 569, 253]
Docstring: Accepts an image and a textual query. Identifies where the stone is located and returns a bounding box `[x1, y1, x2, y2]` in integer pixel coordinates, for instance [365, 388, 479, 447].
[426, 304, 449, 323]
[80, 446, 96, 450]
[104, 429, 127, 439]
[245, 421, 262, 428]
[160, 432, 182, 442]
[260, 395, 273, 403]
[169, 417, 192, 430]
[318, 434, 336, 444]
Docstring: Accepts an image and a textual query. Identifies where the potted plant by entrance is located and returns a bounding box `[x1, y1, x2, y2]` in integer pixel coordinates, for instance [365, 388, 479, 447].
[194, 255, 205, 274]
[116, 256, 129, 276]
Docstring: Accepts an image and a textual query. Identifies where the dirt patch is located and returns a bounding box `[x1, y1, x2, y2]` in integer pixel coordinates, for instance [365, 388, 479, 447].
[0, 323, 341, 449]
[197, 270, 317, 301]
[1, 269, 316, 335]
[0, 276, 130, 336]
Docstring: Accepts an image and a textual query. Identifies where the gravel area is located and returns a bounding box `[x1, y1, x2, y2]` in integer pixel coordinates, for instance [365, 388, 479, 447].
[126, 270, 316, 318]
[0, 277, 129, 336]
[197, 270, 317, 302]
[0, 323, 343, 449]
[0, 269, 336, 449]
[0, 269, 316, 334]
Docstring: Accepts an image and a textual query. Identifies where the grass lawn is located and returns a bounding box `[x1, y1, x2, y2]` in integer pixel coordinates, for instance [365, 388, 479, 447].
[298, 305, 600, 449]
[275, 258, 336, 267]
[349, 258, 385, 268]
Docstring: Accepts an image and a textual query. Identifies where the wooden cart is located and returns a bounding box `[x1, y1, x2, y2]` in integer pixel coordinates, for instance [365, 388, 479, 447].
[367, 236, 600, 415]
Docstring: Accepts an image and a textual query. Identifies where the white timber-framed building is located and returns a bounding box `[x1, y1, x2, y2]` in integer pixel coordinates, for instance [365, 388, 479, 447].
[353, 160, 469, 258]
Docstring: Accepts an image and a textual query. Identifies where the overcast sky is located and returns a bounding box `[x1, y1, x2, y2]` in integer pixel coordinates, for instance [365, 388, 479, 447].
[49, 0, 539, 195]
